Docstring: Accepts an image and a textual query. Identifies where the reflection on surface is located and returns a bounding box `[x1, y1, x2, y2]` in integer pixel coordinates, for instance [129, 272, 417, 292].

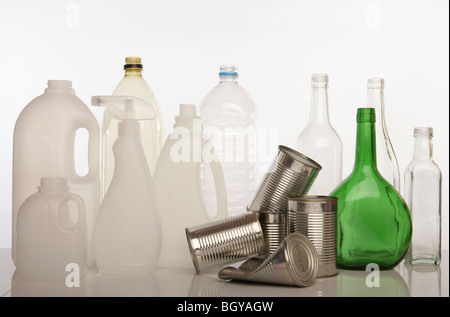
[399, 262, 441, 297]
[8, 261, 437, 297]
[189, 265, 411, 297]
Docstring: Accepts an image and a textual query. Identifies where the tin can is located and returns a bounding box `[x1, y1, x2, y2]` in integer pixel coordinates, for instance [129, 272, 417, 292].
[288, 195, 338, 278]
[218, 232, 319, 287]
[247, 145, 321, 212]
[185, 212, 265, 273]
[258, 211, 288, 256]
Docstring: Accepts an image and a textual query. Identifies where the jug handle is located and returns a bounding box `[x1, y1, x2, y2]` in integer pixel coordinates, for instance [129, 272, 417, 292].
[202, 139, 228, 220]
[58, 194, 86, 231]
[67, 116, 100, 181]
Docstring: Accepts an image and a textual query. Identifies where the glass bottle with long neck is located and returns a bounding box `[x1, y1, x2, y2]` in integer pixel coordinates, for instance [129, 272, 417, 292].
[296, 74, 342, 195]
[404, 127, 442, 265]
[366, 78, 400, 192]
[330, 108, 412, 269]
[100, 57, 163, 197]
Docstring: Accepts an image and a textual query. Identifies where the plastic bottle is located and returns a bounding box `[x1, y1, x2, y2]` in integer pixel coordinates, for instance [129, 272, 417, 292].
[154, 104, 227, 268]
[295, 74, 343, 195]
[199, 65, 256, 217]
[330, 108, 412, 269]
[16, 177, 87, 281]
[92, 96, 161, 275]
[104, 57, 163, 196]
[404, 127, 442, 265]
[12, 80, 100, 267]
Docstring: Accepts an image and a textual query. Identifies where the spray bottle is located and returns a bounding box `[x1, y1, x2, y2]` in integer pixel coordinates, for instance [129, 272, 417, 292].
[92, 95, 161, 275]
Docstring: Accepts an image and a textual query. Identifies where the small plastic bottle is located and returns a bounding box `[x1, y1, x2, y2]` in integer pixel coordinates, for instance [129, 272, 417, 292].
[16, 177, 87, 281]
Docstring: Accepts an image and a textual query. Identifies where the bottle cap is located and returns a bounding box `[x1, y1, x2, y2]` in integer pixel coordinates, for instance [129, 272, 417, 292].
[179, 104, 197, 117]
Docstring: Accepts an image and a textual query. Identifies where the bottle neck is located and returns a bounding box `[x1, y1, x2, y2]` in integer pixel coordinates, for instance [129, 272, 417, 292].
[413, 135, 433, 160]
[38, 177, 69, 193]
[219, 75, 238, 83]
[354, 119, 378, 171]
[367, 82, 385, 125]
[309, 85, 330, 125]
[124, 68, 142, 76]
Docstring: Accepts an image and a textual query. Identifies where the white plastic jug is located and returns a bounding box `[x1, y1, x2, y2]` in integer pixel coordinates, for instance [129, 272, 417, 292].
[12, 80, 100, 267]
[16, 177, 87, 282]
[154, 104, 227, 268]
[92, 96, 161, 275]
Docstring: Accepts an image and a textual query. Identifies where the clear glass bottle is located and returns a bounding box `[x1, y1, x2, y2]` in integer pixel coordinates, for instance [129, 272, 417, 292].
[366, 78, 400, 192]
[100, 57, 163, 196]
[296, 74, 342, 195]
[330, 108, 412, 269]
[404, 127, 442, 266]
[200, 65, 256, 217]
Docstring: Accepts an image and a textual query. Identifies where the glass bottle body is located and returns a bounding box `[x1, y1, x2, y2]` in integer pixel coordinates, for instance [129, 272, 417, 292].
[296, 74, 342, 195]
[331, 108, 412, 269]
[366, 78, 400, 192]
[404, 127, 442, 265]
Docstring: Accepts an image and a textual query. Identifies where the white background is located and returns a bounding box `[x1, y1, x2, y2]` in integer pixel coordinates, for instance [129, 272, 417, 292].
[0, 0, 448, 249]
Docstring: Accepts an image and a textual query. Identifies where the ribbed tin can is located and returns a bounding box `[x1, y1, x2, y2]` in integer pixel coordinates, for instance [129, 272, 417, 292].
[247, 145, 322, 212]
[218, 232, 319, 287]
[258, 211, 288, 256]
[185, 212, 265, 273]
[288, 196, 338, 278]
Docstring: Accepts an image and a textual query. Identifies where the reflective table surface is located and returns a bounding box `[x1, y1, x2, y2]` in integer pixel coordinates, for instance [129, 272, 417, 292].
[1, 249, 448, 297]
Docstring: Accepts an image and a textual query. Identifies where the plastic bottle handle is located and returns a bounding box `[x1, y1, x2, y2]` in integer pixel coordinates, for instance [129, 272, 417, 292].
[67, 116, 100, 180]
[203, 139, 228, 220]
[58, 194, 86, 231]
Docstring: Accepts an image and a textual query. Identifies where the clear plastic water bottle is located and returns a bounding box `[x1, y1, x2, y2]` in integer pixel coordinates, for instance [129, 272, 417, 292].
[200, 65, 256, 217]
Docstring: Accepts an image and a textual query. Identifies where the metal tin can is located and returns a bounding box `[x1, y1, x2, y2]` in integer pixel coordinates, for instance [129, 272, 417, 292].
[247, 145, 322, 212]
[288, 195, 338, 278]
[218, 232, 319, 287]
[258, 211, 288, 256]
[185, 212, 265, 273]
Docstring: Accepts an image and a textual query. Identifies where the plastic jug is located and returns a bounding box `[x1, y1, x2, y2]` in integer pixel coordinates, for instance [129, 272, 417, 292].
[16, 177, 87, 282]
[12, 80, 100, 267]
[154, 104, 227, 268]
[92, 96, 161, 275]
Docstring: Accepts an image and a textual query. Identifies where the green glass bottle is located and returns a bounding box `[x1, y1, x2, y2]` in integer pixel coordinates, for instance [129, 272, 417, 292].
[331, 108, 412, 269]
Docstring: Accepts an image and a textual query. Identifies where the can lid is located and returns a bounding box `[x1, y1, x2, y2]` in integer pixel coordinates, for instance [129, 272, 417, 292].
[277, 145, 322, 172]
[284, 232, 319, 287]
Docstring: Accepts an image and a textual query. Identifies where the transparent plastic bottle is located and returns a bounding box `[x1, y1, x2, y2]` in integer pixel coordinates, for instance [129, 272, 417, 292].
[366, 78, 400, 192]
[102, 57, 163, 196]
[200, 65, 256, 217]
[404, 127, 442, 266]
[295, 74, 342, 195]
